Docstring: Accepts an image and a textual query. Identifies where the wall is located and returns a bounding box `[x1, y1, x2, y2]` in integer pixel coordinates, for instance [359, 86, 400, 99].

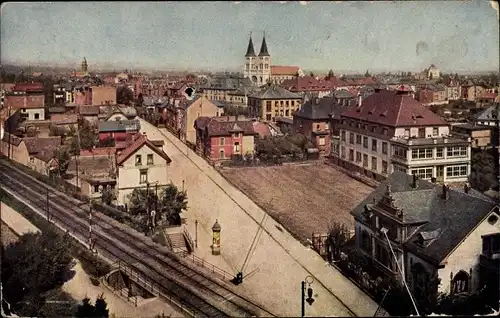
[28, 156, 51, 175]
[0, 140, 29, 166]
[91, 86, 117, 106]
[24, 108, 45, 121]
[437, 209, 500, 294]
[117, 144, 169, 204]
[5, 94, 45, 110]
[394, 126, 450, 138]
[185, 98, 219, 144]
[209, 134, 255, 160]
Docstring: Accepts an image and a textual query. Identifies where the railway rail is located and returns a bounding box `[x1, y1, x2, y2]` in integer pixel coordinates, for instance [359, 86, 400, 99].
[0, 161, 273, 317]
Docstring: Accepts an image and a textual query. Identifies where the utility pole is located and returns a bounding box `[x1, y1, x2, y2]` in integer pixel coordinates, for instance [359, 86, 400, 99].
[88, 202, 93, 250]
[46, 188, 50, 222]
[76, 106, 81, 189]
[195, 220, 198, 248]
[301, 276, 315, 318]
[154, 183, 158, 227]
[146, 182, 150, 232]
[7, 106, 11, 160]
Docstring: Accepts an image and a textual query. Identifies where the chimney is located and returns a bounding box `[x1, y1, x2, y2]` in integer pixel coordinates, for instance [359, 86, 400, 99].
[442, 184, 450, 200]
[412, 173, 419, 189]
[464, 183, 469, 194]
[142, 132, 147, 139]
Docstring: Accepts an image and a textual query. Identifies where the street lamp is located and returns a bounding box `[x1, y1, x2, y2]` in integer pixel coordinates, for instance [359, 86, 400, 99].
[301, 275, 315, 317]
[380, 227, 420, 316]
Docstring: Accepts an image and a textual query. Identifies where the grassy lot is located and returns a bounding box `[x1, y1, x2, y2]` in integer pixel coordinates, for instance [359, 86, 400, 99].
[220, 163, 373, 242]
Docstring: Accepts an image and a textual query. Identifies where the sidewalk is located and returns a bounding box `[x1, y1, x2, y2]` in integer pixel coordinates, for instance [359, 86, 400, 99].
[1, 202, 40, 235]
[139, 119, 382, 317]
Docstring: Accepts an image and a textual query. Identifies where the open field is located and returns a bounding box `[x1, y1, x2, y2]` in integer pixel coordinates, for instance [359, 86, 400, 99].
[220, 163, 374, 241]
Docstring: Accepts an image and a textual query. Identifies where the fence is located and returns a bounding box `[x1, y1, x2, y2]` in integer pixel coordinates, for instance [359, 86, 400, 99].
[110, 261, 198, 317]
[219, 156, 320, 168]
[183, 253, 234, 282]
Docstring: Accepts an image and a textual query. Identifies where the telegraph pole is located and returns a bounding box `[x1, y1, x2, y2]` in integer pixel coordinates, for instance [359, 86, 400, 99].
[76, 106, 81, 189]
[88, 202, 93, 250]
[195, 220, 198, 248]
[46, 188, 50, 222]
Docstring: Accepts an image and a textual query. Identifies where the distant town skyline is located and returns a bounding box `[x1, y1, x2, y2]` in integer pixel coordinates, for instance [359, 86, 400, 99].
[1, 1, 499, 74]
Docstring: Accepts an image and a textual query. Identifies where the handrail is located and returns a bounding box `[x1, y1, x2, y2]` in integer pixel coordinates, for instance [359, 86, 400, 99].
[184, 253, 234, 282]
[182, 226, 195, 253]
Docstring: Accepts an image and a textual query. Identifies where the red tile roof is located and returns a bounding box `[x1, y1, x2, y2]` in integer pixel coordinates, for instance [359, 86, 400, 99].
[80, 147, 116, 157]
[194, 116, 257, 137]
[341, 90, 446, 127]
[116, 133, 171, 165]
[13, 83, 44, 92]
[478, 92, 497, 100]
[280, 76, 332, 92]
[50, 114, 79, 125]
[271, 65, 300, 76]
[342, 77, 378, 86]
[323, 76, 348, 88]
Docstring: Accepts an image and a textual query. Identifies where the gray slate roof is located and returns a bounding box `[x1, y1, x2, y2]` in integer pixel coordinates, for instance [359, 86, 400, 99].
[98, 119, 140, 132]
[475, 105, 498, 122]
[295, 97, 351, 120]
[249, 84, 301, 100]
[351, 171, 497, 265]
[200, 76, 252, 90]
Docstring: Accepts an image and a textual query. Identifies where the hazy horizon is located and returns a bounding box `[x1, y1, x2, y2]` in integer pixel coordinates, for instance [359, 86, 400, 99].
[1, 2, 499, 74]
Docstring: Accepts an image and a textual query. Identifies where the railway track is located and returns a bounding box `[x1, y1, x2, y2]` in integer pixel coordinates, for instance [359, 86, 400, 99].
[0, 161, 273, 317]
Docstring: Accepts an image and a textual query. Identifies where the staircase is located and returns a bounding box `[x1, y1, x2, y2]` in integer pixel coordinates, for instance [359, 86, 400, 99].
[168, 232, 190, 255]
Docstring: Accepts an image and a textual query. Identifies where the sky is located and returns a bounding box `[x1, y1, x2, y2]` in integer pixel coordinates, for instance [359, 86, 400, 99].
[1, 1, 499, 73]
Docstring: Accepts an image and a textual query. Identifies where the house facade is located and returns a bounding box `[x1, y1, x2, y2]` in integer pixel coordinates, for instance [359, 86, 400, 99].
[248, 84, 302, 122]
[116, 133, 172, 205]
[194, 116, 257, 162]
[4, 83, 45, 121]
[91, 85, 117, 106]
[280, 76, 333, 99]
[334, 89, 471, 183]
[452, 123, 495, 149]
[270, 66, 304, 85]
[351, 172, 499, 308]
[178, 96, 220, 145]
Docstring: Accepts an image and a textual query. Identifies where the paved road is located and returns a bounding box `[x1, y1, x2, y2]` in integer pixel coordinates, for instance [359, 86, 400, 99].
[139, 119, 382, 317]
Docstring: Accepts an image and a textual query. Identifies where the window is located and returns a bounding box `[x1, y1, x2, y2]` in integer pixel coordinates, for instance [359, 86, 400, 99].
[234, 132, 240, 138]
[356, 134, 362, 144]
[341, 146, 346, 158]
[220, 150, 225, 159]
[291, 101, 295, 106]
[432, 127, 438, 136]
[147, 154, 154, 165]
[266, 101, 272, 112]
[286, 101, 289, 106]
[135, 155, 142, 166]
[411, 148, 433, 159]
[357, 123, 361, 129]
[418, 128, 425, 138]
[363, 124, 368, 130]
[318, 136, 326, 146]
[356, 151, 362, 162]
[349, 133, 354, 144]
[382, 128, 388, 135]
[341, 131, 346, 142]
[382, 142, 388, 154]
[436, 147, 444, 158]
[266, 114, 271, 121]
[375, 243, 392, 270]
[361, 231, 371, 253]
[371, 126, 376, 133]
[363, 154, 368, 167]
[316, 124, 320, 130]
[447, 146, 467, 157]
[446, 165, 467, 177]
[29, 157, 34, 163]
[234, 142, 240, 153]
[349, 149, 354, 161]
[363, 136, 368, 148]
[220, 137, 225, 146]
[285, 110, 289, 116]
[371, 156, 377, 170]
[382, 160, 388, 173]
[139, 169, 148, 183]
[411, 167, 433, 179]
[404, 129, 410, 137]
[372, 139, 378, 152]
[452, 271, 469, 294]
[394, 165, 407, 173]
[93, 185, 100, 193]
[34, 113, 40, 120]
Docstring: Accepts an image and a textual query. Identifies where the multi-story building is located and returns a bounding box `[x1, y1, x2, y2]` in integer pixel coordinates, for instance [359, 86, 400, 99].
[446, 83, 462, 101]
[194, 115, 257, 161]
[116, 133, 172, 205]
[91, 85, 117, 106]
[247, 84, 302, 122]
[417, 84, 447, 106]
[462, 85, 486, 102]
[427, 64, 441, 79]
[98, 119, 141, 143]
[452, 123, 495, 149]
[351, 172, 499, 306]
[270, 66, 304, 85]
[474, 105, 499, 127]
[280, 76, 333, 98]
[4, 83, 45, 121]
[198, 76, 253, 102]
[176, 96, 220, 145]
[335, 89, 472, 183]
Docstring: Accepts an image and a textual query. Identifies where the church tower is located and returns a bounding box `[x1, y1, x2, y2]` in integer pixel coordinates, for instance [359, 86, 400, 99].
[81, 57, 88, 74]
[243, 33, 256, 82]
[257, 31, 271, 86]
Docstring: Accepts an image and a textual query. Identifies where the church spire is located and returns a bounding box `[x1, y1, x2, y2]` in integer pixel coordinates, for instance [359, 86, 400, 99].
[245, 32, 256, 57]
[259, 31, 270, 57]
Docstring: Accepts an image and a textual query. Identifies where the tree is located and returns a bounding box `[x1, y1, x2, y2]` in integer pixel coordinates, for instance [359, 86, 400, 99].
[161, 183, 188, 226]
[116, 86, 134, 105]
[136, 93, 144, 106]
[469, 150, 497, 192]
[49, 125, 67, 137]
[1, 232, 73, 310]
[326, 69, 334, 80]
[326, 221, 350, 262]
[223, 105, 251, 117]
[55, 147, 71, 176]
[309, 72, 315, 77]
[365, 70, 370, 77]
[435, 289, 495, 316]
[99, 137, 115, 148]
[100, 186, 116, 205]
[127, 188, 160, 216]
[74, 294, 109, 318]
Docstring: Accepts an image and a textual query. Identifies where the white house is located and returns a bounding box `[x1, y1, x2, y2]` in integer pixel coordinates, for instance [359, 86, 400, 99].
[334, 89, 471, 183]
[116, 133, 172, 205]
[427, 64, 441, 80]
[351, 172, 499, 306]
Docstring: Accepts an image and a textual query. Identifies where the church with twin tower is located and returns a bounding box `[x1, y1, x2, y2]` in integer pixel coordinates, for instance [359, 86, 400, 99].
[243, 32, 271, 87]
